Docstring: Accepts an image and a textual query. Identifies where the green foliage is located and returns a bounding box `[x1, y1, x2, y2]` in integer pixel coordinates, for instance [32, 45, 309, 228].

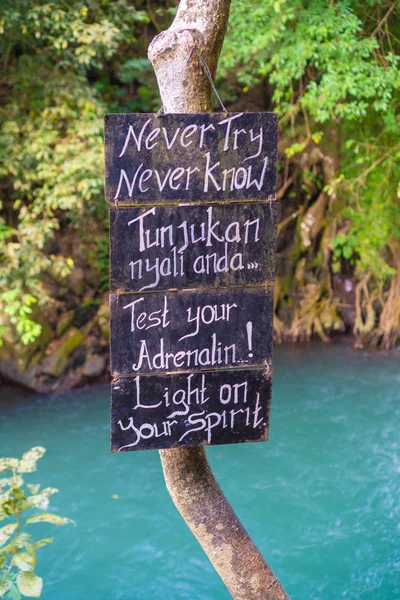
[0, 0, 154, 345]
[222, 0, 400, 334]
[222, 0, 399, 120]
[0, 292, 41, 346]
[324, 122, 400, 285]
[0, 0, 399, 347]
[331, 233, 357, 273]
[0, 447, 72, 598]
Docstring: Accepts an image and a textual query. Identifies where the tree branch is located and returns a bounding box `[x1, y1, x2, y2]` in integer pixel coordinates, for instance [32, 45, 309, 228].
[160, 447, 289, 600]
[148, 2, 289, 598]
[148, 0, 230, 112]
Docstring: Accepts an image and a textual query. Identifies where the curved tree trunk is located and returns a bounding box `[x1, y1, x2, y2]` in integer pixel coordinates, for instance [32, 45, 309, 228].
[148, 3, 289, 599]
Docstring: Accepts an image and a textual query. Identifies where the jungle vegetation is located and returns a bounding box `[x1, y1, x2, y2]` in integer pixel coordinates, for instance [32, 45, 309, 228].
[0, 0, 399, 353]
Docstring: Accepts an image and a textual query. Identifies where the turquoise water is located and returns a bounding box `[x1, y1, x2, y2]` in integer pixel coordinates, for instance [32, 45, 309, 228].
[1, 343, 399, 599]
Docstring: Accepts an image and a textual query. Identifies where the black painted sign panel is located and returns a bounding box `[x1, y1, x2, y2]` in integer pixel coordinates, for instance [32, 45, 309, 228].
[111, 369, 271, 451]
[104, 113, 278, 204]
[110, 287, 273, 376]
[110, 202, 278, 292]
[106, 111, 279, 452]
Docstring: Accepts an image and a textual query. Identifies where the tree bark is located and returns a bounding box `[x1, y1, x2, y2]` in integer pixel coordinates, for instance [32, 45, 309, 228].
[148, 3, 289, 599]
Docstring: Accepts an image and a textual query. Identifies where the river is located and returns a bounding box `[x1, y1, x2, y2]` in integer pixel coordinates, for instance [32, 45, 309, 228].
[1, 343, 399, 599]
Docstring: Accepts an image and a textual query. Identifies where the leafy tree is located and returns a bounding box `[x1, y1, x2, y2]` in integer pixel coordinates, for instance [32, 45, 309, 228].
[221, 0, 400, 347]
[0, 0, 399, 350]
[0, 0, 154, 344]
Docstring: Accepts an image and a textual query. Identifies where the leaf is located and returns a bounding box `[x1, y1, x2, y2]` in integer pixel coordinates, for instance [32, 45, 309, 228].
[0, 459, 18, 474]
[5, 584, 21, 600]
[0, 578, 13, 597]
[16, 572, 43, 598]
[312, 131, 323, 144]
[285, 141, 307, 158]
[343, 246, 353, 260]
[2, 487, 29, 516]
[17, 448, 46, 474]
[13, 552, 34, 572]
[26, 513, 72, 526]
[9, 533, 32, 553]
[0, 489, 11, 504]
[0, 477, 23, 490]
[26, 488, 58, 510]
[0, 523, 17, 546]
[34, 538, 54, 549]
[0, 553, 8, 569]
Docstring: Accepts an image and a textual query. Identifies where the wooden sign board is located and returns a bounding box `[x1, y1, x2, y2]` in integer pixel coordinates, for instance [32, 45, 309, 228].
[105, 112, 278, 452]
[104, 113, 277, 204]
[111, 370, 271, 451]
[110, 288, 274, 375]
[110, 203, 278, 292]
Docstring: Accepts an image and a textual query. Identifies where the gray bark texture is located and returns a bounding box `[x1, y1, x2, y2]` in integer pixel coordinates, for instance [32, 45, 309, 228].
[148, 3, 290, 598]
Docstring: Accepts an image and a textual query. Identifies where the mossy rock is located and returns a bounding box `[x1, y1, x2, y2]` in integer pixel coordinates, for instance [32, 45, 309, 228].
[82, 354, 106, 378]
[0, 316, 52, 372]
[41, 327, 84, 377]
[56, 310, 75, 337]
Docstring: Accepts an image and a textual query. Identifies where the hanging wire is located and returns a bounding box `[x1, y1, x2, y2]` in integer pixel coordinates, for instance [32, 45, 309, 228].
[156, 45, 228, 115]
[194, 47, 228, 114]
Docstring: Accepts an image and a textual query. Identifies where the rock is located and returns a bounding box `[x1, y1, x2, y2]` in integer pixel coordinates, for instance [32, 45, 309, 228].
[0, 305, 54, 390]
[41, 327, 84, 377]
[29, 350, 45, 368]
[0, 358, 47, 393]
[0, 312, 52, 372]
[56, 310, 75, 337]
[82, 355, 107, 378]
